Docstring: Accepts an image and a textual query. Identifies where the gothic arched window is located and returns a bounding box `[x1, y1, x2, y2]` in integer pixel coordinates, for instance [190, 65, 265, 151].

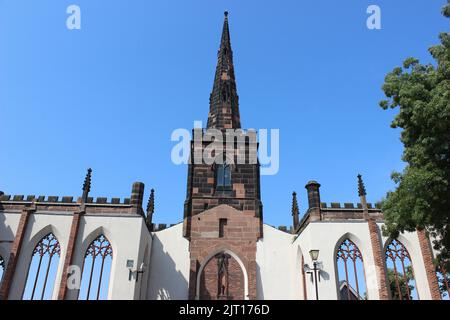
[436, 262, 450, 300]
[385, 239, 418, 300]
[78, 234, 113, 300]
[0, 255, 5, 284]
[22, 233, 61, 300]
[336, 239, 366, 300]
[216, 162, 231, 189]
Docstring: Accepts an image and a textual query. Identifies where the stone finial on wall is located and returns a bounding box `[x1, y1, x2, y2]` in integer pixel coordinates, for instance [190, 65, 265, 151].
[292, 191, 300, 231]
[81, 168, 92, 203]
[357, 174, 366, 197]
[357, 174, 368, 215]
[146, 189, 155, 230]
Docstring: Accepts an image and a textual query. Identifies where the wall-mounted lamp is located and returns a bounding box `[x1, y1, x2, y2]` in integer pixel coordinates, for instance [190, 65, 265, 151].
[127, 260, 147, 282]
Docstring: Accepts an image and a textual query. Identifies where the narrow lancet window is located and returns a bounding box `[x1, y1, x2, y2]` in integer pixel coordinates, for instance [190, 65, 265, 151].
[385, 239, 418, 300]
[79, 234, 113, 300]
[216, 162, 231, 189]
[23, 233, 61, 300]
[336, 239, 366, 299]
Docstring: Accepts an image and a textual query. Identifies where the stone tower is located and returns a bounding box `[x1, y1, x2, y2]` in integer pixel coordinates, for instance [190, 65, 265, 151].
[183, 12, 263, 300]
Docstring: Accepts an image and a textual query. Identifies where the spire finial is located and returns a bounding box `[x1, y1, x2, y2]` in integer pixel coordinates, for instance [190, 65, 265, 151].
[357, 174, 366, 197]
[81, 168, 92, 203]
[292, 191, 300, 231]
[146, 189, 155, 215]
[146, 189, 155, 228]
[224, 11, 229, 18]
[291, 191, 299, 216]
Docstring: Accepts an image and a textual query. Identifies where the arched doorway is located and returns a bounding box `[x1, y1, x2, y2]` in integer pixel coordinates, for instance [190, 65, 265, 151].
[197, 250, 247, 300]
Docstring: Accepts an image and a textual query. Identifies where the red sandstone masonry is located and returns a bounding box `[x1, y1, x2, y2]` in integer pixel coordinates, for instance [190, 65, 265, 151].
[57, 211, 82, 300]
[187, 205, 258, 300]
[200, 256, 244, 300]
[188, 259, 199, 299]
[0, 208, 32, 300]
[367, 219, 390, 300]
[417, 229, 441, 300]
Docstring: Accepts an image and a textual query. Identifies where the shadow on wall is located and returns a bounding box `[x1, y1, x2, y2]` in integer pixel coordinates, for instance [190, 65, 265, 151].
[147, 233, 188, 300]
[256, 262, 264, 300]
[200, 271, 212, 300]
[319, 269, 330, 281]
[0, 205, 14, 261]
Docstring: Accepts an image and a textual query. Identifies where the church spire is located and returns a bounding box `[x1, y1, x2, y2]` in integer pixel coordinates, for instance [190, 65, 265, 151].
[207, 11, 241, 129]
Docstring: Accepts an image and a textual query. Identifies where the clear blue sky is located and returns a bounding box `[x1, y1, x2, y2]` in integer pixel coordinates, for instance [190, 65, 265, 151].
[0, 0, 448, 228]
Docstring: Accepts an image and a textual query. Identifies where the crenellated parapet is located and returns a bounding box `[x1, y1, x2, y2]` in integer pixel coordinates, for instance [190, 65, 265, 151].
[319, 202, 383, 221]
[151, 223, 178, 232]
[294, 175, 385, 235]
[0, 169, 152, 217]
[320, 202, 382, 209]
[0, 194, 137, 215]
[0, 194, 132, 205]
[276, 225, 293, 234]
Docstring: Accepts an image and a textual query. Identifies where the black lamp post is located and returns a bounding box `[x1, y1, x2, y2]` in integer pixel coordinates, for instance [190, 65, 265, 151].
[308, 249, 320, 300]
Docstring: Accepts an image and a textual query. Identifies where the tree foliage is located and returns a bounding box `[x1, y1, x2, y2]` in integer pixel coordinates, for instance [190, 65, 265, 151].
[380, 2, 450, 268]
[387, 267, 415, 300]
[436, 264, 450, 297]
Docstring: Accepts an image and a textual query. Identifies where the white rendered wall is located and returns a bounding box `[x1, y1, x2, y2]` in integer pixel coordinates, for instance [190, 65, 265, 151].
[0, 210, 149, 300]
[256, 225, 301, 300]
[0, 212, 21, 267]
[8, 212, 73, 300]
[146, 223, 190, 300]
[67, 214, 150, 300]
[294, 221, 379, 300]
[135, 222, 152, 300]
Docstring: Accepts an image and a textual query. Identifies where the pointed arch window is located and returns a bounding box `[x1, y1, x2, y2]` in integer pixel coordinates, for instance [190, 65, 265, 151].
[216, 162, 231, 190]
[0, 255, 5, 284]
[23, 233, 61, 300]
[385, 239, 418, 300]
[79, 234, 113, 300]
[336, 239, 366, 300]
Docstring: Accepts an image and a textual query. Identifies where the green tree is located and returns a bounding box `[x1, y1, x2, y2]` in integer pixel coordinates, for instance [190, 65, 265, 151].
[379, 2, 450, 269]
[436, 264, 450, 297]
[387, 266, 415, 300]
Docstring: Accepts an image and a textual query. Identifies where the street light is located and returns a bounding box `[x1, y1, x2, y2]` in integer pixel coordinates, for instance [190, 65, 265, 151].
[305, 249, 321, 300]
